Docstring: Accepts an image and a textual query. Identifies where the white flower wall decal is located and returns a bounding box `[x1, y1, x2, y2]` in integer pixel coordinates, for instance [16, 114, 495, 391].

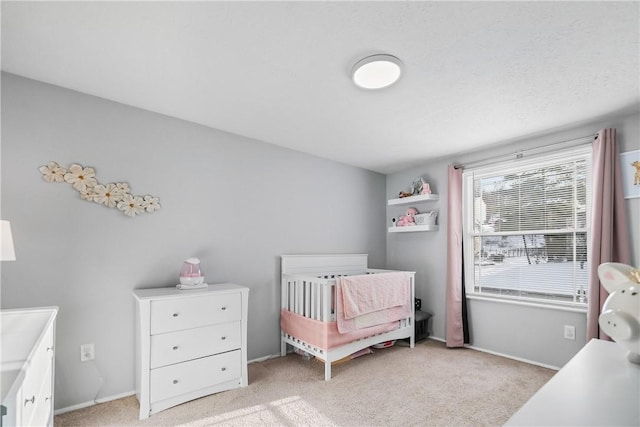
[79, 186, 97, 201]
[142, 195, 161, 213]
[93, 183, 122, 208]
[38, 162, 67, 183]
[39, 162, 160, 217]
[64, 164, 97, 191]
[117, 194, 145, 217]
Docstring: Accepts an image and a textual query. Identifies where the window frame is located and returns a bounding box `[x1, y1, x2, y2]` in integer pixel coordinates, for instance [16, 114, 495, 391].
[462, 146, 592, 309]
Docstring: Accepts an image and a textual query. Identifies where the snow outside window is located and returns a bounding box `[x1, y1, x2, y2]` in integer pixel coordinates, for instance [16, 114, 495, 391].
[462, 146, 592, 308]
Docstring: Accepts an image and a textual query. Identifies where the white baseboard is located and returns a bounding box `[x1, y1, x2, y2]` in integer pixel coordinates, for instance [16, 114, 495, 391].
[54, 390, 136, 415]
[426, 336, 559, 371]
[54, 357, 280, 416]
[248, 353, 281, 363]
[464, 344, 560, 370]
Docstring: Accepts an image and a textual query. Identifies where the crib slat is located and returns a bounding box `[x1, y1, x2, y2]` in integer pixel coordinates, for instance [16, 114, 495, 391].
[296, 281, 303, 314]
[311, 281, 316, 320]
[322, 282, 331, 322]
[288, 280, 294, 311]
[293, 280, 297, 312]
[304, 281, 310, 317]
[314, 283, 320, 320]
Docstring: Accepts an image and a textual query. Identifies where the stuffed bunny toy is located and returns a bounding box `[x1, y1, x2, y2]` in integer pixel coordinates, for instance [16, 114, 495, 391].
[396, 207, 419, 226]
[597, 262, 640, 364]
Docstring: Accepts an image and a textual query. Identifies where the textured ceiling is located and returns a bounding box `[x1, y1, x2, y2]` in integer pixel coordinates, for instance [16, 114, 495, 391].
[2, 1, 638, 174]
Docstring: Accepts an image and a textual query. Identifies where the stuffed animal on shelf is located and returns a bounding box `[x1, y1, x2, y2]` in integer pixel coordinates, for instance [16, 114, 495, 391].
[597, 262, 640, 364]
[396, 207, 419, 226]
[420, 183, 432, 195]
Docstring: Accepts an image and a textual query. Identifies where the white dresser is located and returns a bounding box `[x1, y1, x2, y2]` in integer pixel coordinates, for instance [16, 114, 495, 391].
[1, 307, 58, 427]
[506, 339, 640, 426]
[133, 284, 249, 419]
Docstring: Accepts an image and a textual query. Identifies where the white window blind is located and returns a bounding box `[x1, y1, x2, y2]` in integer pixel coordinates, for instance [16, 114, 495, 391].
[463, 147, 591, 306]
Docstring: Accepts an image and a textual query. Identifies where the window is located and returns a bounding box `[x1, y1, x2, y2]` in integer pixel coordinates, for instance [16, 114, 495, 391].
[463, 147, 591, 307]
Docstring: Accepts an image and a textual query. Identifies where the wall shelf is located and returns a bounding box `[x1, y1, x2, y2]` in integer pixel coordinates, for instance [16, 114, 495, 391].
[388, 193, 439, 232]
[388, 225, 439, 233]
[387, 194, 439, 206]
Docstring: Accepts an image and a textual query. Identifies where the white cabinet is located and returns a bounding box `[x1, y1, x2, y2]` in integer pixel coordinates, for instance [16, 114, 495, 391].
[506, 339, 640, 426]
[133, 284, 249, 420]
[1, 307, 58, 427]
[388, 194, 439, 232]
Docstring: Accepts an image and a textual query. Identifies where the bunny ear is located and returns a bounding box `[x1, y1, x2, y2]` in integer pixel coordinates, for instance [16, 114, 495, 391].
[598, 263, 635, 293]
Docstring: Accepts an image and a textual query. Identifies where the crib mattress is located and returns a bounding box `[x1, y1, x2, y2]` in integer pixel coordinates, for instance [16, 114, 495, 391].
[280, 308, 399, 351]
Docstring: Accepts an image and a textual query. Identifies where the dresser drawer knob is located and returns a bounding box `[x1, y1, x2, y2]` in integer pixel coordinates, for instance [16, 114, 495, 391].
[221, 306, 227, 311]
[172, 313, 179, 317]
[172, 345, 179, 350]
[173, 379, 179, 384]
[221, 336, 226, 340]
[24, 395, 35, 406]
[221, 367, 226, 372]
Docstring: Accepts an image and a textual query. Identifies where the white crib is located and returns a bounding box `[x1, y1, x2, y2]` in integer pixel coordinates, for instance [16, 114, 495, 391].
[280, 254, 415, 380]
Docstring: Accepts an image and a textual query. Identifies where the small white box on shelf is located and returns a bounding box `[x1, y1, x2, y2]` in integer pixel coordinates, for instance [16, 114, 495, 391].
[414, 211, 437, 226]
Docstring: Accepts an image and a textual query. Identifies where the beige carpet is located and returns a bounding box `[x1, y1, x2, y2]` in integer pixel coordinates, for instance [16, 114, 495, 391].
[54, 340, 554, 426]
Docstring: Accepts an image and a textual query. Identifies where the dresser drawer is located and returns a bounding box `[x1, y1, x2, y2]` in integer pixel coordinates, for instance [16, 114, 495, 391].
[21, 322, 54, 424]
[150, 350, 241, 403]
[28, 362, 53, 427]
[150, 321, 241, 369]
[17, 319, 54, 426]
[150, 293, 241, 334]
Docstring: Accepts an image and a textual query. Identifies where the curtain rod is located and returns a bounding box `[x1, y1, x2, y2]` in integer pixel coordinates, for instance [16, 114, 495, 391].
[453, 133, 598, 170]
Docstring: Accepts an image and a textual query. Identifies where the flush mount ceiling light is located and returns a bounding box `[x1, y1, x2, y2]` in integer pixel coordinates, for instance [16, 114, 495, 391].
[351, 54, 403, 89]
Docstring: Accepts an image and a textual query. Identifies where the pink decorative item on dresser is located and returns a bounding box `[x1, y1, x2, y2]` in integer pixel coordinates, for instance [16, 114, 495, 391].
[178, 258, 207, 290]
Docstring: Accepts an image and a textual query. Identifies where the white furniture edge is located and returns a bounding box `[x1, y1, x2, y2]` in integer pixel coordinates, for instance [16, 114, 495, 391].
[132, 283, 249, 420]
[387, 194, 439, 205]
[1, 306, 58, 401]
[1, 306, 58, 427]
[505, 339, 640, 426]
[388, 225, 439, 232]
[280, 253, 368, 276]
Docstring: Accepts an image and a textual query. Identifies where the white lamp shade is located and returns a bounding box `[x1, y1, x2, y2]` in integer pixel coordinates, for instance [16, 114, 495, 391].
[1, 220, 16, 261]
[352, 54, 403, 89]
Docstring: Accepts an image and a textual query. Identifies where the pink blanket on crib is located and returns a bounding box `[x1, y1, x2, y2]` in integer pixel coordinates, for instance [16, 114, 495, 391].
[336, 272, 412, 334]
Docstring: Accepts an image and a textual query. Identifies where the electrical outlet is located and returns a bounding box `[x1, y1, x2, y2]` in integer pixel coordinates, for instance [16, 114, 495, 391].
[564, 325, 576, 341]
[80, 343, 95, 362]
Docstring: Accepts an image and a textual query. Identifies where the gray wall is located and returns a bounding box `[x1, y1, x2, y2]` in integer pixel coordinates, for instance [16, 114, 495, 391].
[387, 111, 640, 368]
[2, 70, 638, 411]
[0, 73, 387, 409]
